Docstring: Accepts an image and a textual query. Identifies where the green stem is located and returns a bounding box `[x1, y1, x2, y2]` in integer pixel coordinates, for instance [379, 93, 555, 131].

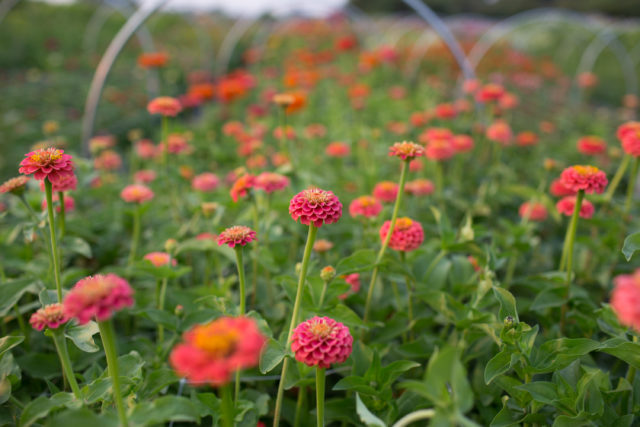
[318, 281, 328, 309]
[624, 157, 639, 214]
[560, 190, 584, 332]
[363, 160, 409, 324]
[220, 383, 234, 427]
[316, 367, 325, 427]
[423, 250, 447, 281]
[250, 201, 259, 308]
[58, 191, 66, 238]
[434, 161, 443, 199]
[273, 224, 318, 427]
[13, 305, 29, 347]
[98, 320, 128, 427]
[45, 180, 63, 302]
[293, 386, 306, 427]
[161, 116, 169, 175]
[127, 205, 141, 268]
[604, 155, 630, 202]
[234, 248, 246, 315]
[157, 277, 168, 348]
[51, 329, 81, 399]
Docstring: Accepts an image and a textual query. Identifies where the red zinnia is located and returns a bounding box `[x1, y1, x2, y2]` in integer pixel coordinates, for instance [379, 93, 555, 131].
[349, 195, 382, 218]
[63, 274, 134, 325]
[255, 172, 289, 193]
[19, 147, 74, 185]
[518, 202, 547, 221]
[147, 97, 182, 117]
[373, 181, 399, 203]
[611, 270, 640, 332]
[230, 174, 256, 202]
[379, 217, 424, 252]
[289, 188, 342, 227]
[388, 141, 424, 160]
[291, 316, 353, 368]
[217, 226, 257, 248]
[556, 196, 595, 218]
[559, 165, 607, 194]
[577, 136, 606, 155]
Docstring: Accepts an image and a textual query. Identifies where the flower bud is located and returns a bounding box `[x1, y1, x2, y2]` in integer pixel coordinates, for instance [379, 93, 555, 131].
[320, 266, 336, 282]
[164, 238, 178, 254]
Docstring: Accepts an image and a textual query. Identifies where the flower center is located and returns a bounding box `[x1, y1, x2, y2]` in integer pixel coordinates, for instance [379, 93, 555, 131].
[309, 320, 334, 338]
[31, 148, 62, 163]
[395, 217, 413, 230]
[193, 324, 238, 357]
[303, 188, 330, 204]
[359, 196, 374, 207]
[573, 165, 599, 176]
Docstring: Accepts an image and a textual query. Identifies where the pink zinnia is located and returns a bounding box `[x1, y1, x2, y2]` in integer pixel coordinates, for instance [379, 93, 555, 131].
[42, 193, 75, 213]
[388, 141, 424, 160]
[196, 232, 218, 242]
[486, 121, 513, 146]
[147, 96, 182, 117]
[121, 184, 154, 203]
[518, 202, 547, 221]
[135, 139, 160, 159]
[405, 179, 435, 196]
[39, 173, 77, 192]
[63, 274, 134, 325]
[0, 176, 30, 195]
[134, 170, 157, 184]
[19, 147, 74, 185]
[349, 195, 382, 218]
[170, 316, 266, 386]
[550, 178, 577, 197]
[379, 217, 424, 252]
[373, 181, 399, 203]
[618, 122, 640, 157]
[255, 172, 289, 193]
[559, 165, 607, 194]
[217, 225, 257, 248]
[163, 134, 192, 155]
[611, 270, 640, 332]
[94, 150, 122, 171]
[290, 316, 353, 368]
[425, 138, 455, 161]
[230, 174, 256, 203]
[192, 173, 220, 192]
[556, 196, 595, 219]
[326, 142, 350, 158]
[577, 136, 606, 155]
[289, 188, 343, 227]
[144, 252, 176, 267]
[29, 303, 68, 331]
[516, 131, 538, 147]
[451, 135, 474, 153]
[339, 273, 361, 300]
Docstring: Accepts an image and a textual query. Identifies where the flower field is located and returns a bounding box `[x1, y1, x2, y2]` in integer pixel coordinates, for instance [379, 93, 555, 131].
[3, 3, 640, 426]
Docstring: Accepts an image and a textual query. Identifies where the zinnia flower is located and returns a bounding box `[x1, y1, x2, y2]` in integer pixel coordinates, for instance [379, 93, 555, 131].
[0, 176, 30, 195]
[313, 239, 333, 253]
[516, 131, 538, 147]
[121, 184, 154, 203]
[19, 147, 74, 185]
[170, 316, 266, 386]
[577, 136, 606, 155]
[255, 172, 289, 193]
[611, 270, 640, 332]
[135, 140, 159, 159]
[134, 170, 157, 184]
[486, 121, 513, 146]
[559, 165, 607, 194]
[144, 252, 176, 267]
[349, 195, 382, 218]
[339, 274, 361, 300]
[38, 173, 77, 193]
[550, 178, 576, 197]
[138, 52, 169, 68]
[518, 202, 547, 221]
[388, 141, 424, 160]
[94, 150, 122, 171]
[326, 142, 350, 158]
[476, 83, 505, 103]
[289, 188, 342, 227]
[556, 196, 595, 218]
[63, 274, 134, 325]
[425, 138, 455, 161]
[618, 122, 640, 157]
[147, 96, 182, 116]
[192, 173, 220, 192]
[373, 181, 399, 203]
[217, 226, 257, 248]
[405, 179, 435, 196]
[451, 135, 474, 153]
[29, 303, 68, 331]
[290, 316, 353, 368]
[230, 174, 256, 202]
[379, 217, 424, 252]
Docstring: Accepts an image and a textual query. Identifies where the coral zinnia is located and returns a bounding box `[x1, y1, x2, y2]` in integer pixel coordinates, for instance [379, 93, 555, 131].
[144, 252, 176, 267]
[192, 173, 220, 192]
[0, 176, 30, 195]
[121, 184, 154, 203]
[289, 188, 342, 227]
[255, 172, 289, 193]
[63, 274, 134, 325]
[556, 196, 595, 219]
[451, 135, 474, 153]
[373, 181, 399, 203]
[405, 179, 435, 196]
[326, 142, 351, 158]
[349, 195, 382, 218]
[559, 165, 607, 194]
[147, 96, 182, 117]
[230, 174, 256, 202]
[217, 225, 257, 248]
[170, 316, 266, 386]
[425, 138, 455, 161]
[19, 147, 74, 185]
[290, 316, 353, 368]
[577, 136, 606, 156]
[518, 202, 547, 221]
[388, 141, 424, 160]
[379, 217, 424, 252]
[611, 270, 640, 332]
[29, 303, 68, 331]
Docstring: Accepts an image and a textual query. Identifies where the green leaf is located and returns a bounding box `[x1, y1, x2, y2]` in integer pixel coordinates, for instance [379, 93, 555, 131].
[599, 339, 640, 369]
[130, 396, 200, 425]
[484, 349, 514, 385]
[65, 322, 100, 353]
[531, 338, 600, 373]
[622, 231, 640, 261]
[515, 382, 558, 405]
[0, 279, 42, 316]
[336, 249, 377, 275]
[355, 393, 386, 427]
[63, 237, 92, 258]
[20, 392, 76, 427]
[492, 286, 519, 323]
[0, 336, 24, 358]
[48, 407, 117, 427]
[325, 304, 365, 328]
[333, 376, 378, 395]
[259, 338, 285, 374]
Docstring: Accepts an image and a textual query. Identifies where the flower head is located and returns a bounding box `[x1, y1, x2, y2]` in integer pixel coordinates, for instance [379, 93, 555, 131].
[405, 179, 434, 196]
[339, 273, 361, 300]
[121, 184, 154, 203]
[486, 121, 513, 146]
[39, 173, 77, 192]
[63, 274, 134, 325]
[611, 270, 640, 332]
[217, 226, 257, 248]
[326, 142, 351, 158]
[425, 138, 455, 161]
[29, 303, 68, 331]
[518, 202, 547, 221]
[147, 96, 182, 116]
[451, 135, 474, 153]
[19, 147, 74, 185]
[94, 150, 122, 171]
[138, 52, 169, 68]
[255, 172, 290, 193]
[373, 181, 399, 203]
[516, 131, 538, 147]
[349, 195, 382, 218]
[144, 252, 176, 267]
[559, 165, 607, 194]
[192, 173, 220, 192]
[388, 141, 424, 160]
[230, 174, 256, 203]
[577, 136, 606, 156]
[170, 316, 266, 386]
[618, 122, 640, 157]
[290, 316, 353, 368]
[289, 188, 342, 227]
[313, 239, 333, 253]
[134, 170, 157, 184]
[0, 176, 30, 195]
[556, 196, 595, 219]
[550, 178, 576, 197]
[379, 217, 424, 252]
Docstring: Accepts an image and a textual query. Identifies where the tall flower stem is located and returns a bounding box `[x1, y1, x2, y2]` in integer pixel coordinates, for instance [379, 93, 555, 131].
[604, 154, 630, 202]
[51, 329, 82, 399]
[250, 200, 260, 307]
[316, 367, 326, 427]
[58, 191, 66, 238]
[127, 205, 141, 268]
[161, 116, 169, 176]
[233, 246, 247, 402]
[560, 190, 584, 332]
[363, 160, 409, 324]
[156, 277, 168, 348]
[273, 224, 318, 427]
[98, 320, 129, 427]
[220, 383, 234, 427]
[318, 280, 329, 309]
[624, 157, 640, 214]
[293, 386, 307, 427]
[44, 180, 63, 302]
